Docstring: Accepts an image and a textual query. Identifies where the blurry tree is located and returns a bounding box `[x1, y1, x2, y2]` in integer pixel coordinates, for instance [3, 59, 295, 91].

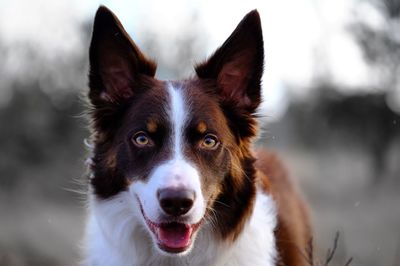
[0, 21, 91, 197]
[348, 0, 400, 182]
[282, 85, 400, 184]
[269, 0, 400, 185]
[349, 0, 400, 109]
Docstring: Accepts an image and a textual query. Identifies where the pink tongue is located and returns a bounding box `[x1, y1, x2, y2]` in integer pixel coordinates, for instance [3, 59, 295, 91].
[157, 223, 192, 249]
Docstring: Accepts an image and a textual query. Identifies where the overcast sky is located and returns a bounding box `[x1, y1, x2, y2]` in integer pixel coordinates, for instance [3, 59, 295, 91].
[0, 0, 392, 119]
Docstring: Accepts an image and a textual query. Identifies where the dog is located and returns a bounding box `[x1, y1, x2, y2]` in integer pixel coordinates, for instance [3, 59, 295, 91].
[84, 6, 311, 266]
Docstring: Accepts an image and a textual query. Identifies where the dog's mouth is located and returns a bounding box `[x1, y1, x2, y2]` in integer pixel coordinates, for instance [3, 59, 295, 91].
[145, 219, 201, 253]
[137, 198, 202, 253]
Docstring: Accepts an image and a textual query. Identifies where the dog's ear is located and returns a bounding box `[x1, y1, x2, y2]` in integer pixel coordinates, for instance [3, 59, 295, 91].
[195, 10, 264, 112]
[88, 6, 156, 106]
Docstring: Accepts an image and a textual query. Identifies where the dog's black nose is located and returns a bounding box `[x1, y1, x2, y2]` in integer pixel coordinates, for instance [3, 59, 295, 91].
[157, 188, 195, 216]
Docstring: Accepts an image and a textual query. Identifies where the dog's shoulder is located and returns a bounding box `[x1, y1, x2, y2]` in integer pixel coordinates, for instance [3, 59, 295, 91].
[255, 149, 312, 266]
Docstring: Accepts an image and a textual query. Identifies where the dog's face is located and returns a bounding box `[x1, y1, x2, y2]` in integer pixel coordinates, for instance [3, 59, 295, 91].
[88, 6, 264, 255]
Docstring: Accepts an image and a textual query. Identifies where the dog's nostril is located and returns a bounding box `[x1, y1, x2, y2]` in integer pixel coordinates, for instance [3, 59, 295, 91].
[157, 188, 195, 216]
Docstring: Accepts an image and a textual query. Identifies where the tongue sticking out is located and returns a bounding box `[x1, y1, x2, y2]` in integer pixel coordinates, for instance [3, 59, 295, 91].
[157, 222, 193, 250]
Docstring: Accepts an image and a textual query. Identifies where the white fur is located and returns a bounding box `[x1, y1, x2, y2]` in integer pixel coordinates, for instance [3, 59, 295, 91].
[84, 190, 277, 266]
[167, 83, 186, 160]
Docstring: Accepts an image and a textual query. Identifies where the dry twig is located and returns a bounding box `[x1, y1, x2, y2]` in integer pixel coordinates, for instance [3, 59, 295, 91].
[303, 231, 353, 266]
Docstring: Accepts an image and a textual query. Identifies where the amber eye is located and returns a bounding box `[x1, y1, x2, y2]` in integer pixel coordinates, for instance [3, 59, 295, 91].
[201, 134, 219, 150]
[132, 132, 152, 147]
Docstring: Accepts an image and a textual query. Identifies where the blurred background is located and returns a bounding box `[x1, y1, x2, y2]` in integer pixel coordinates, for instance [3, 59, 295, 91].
[0, 0, 399, 265]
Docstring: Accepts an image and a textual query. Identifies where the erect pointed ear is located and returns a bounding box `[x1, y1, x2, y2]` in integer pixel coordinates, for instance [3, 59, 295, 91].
[88, 6, 156, 106]
[195, 10, 264, 112]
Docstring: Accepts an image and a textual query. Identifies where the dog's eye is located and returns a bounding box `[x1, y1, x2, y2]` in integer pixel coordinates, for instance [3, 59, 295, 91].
[132, 132, 153, 147]
[201, 134, 219, 150]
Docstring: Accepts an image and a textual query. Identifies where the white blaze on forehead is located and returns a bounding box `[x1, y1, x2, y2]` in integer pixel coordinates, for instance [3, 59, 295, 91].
[130, 82, 205, 225]
[167, 82, 188, 158]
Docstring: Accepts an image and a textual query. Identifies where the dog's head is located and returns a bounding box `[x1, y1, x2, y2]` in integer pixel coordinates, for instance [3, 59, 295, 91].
[88, 6, 264, 255]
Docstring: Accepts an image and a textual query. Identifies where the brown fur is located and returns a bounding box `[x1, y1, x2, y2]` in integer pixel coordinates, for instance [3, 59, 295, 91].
[256, 150, 311, 266]
[197, 121, 207, 134]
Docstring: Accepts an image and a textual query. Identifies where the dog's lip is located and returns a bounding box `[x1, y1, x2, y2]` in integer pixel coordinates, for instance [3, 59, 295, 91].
[136, 196, 203, 253]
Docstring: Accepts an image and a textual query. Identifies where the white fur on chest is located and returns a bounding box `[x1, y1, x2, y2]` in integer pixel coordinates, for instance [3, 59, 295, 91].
[83, 190, 277, 266]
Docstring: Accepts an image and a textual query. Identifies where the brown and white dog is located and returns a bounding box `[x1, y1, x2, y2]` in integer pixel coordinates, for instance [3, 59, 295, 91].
[84, 6, 311, 266]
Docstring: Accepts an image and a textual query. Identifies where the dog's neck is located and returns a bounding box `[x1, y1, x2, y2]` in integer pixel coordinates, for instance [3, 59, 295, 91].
[84, 189, 276, 266]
